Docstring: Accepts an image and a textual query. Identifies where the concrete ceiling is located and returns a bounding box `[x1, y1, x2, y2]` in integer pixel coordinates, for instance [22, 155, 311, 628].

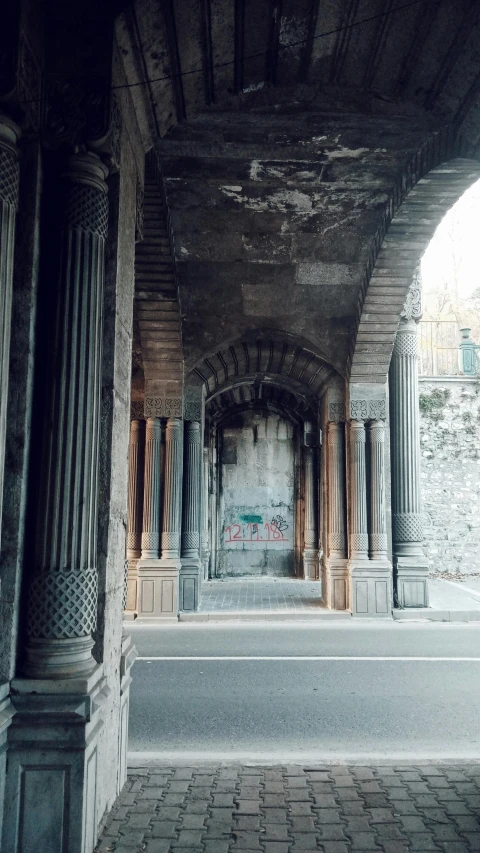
[119, 0, 480, 386]
[120, 0, 480, 146]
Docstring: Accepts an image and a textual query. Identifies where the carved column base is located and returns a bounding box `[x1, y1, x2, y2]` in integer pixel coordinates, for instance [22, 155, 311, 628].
[349, 558, 392, 617]
[2, 666, 107, 853]
[118, 634, 137, 793]
[124, 558, 140, 619]
[24, 636, 96, 679]
[323, 558, 349, 610]
[303, 549, 319, 580]
[394, 557, 429, 608]
[136, 559, 180, 621]
[180, 559, 202, 612]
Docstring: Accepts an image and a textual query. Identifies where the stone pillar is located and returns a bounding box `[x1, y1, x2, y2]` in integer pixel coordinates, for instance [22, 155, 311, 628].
[303, 445, 318, 579]
[348, 396, 392, 617]
[25, 152, 108, 679]
[0, 116, 20, 551]
[162, 417, 183, 560]
[328, 423, 346, 560]
[182, 421, 201, 561]
[390, 277, 429, 606]
[201, 447, 210, 580]
[349, 419, 369, 560]
[125, 418, 145, 616]
[180, 420, 202, 611]
[369, 420, 388, 560]
[137, 416, 182, 620]
[4, 152, 110, 853]
[141, 417, 161, 559]
[324, 421, 348, 609]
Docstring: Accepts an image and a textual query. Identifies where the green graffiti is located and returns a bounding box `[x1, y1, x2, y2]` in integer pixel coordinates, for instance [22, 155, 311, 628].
[239, 514, 263, 524]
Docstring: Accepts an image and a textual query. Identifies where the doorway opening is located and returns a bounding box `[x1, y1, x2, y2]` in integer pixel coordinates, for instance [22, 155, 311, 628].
[216, 408, 297, 578]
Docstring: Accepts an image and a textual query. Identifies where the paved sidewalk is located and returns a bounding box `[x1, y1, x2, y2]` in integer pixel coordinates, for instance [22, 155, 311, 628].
[198, 579, 324, 613]
[394, 579, 480, 622]
[97, 763, 480, 852]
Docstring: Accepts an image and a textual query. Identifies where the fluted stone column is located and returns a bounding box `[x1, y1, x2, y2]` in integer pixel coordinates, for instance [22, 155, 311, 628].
[324, 421, 348, 610]
[349, 419, 369, 560]
[0, 116, 20, 552]
[180, 420, 202, 611]
[303, 445, 318, 579]
[125, 418, 145, 614]
[390, 277, 428, 606]
[201, 447, 210, 580]
[25, 152, 108, 678]
[182, 421, 201, 560]
[141, 417, 161, 559]
[162, 417, 183, 560]
[327, 423, 346, 560]
[369, 420, 387, 560]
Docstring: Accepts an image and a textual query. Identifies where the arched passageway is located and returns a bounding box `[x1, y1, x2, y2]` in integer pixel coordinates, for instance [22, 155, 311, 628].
[350, 158, 480, 610]
[3, 0, 480, 846]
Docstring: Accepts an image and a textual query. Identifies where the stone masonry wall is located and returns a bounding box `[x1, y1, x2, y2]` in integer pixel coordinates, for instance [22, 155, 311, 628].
[419, 378, 480, 574]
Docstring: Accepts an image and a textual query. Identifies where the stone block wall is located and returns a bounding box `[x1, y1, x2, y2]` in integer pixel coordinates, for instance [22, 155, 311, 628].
[419, 377, 480, 574]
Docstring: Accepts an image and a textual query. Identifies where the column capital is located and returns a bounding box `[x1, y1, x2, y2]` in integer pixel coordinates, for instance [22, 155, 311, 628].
[349, 418, 367, 438]
[401, 268, 422, 324]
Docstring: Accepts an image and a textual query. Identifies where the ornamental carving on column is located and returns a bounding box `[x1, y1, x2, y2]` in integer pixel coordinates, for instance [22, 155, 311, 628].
[65, 181, 108, 238]
[184, 400, 202, 422]
[401, 268, 422, 322]
[368, 399, 386, 421]
[328, 402, 345, 423]
[0, 130, 20, 210]
[45, 78, 110, 148]
[130, 401, 144, 420]
[349, 400, 367, 421]
[27, 569, 98, 639]
[165, 397, 182, 418]
[145, 397, 165, 418]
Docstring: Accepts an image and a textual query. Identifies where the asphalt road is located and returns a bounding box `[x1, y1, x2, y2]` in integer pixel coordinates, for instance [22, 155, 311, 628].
[128, 621, 480, 761]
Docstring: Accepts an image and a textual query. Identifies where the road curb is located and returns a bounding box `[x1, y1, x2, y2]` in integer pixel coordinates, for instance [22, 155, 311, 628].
[179, 610, 353, 622]
[393, 608, 480, 622]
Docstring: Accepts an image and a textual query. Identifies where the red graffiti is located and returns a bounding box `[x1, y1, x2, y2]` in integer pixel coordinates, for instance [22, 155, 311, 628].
[224, 522, 289, 543]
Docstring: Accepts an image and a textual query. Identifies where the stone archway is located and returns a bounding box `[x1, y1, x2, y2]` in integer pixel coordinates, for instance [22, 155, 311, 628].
[351, 157, 480, 384]
[190, 335, 341, 584]
[350, 155, 480, 609]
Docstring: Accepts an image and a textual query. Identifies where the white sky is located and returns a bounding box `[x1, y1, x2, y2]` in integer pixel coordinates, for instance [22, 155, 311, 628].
[421, 177, 480, 299]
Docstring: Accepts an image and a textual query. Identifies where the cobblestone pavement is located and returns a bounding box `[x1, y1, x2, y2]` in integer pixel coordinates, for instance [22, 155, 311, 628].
[96, 764, 480, 853]
[198, 579, 324, 612]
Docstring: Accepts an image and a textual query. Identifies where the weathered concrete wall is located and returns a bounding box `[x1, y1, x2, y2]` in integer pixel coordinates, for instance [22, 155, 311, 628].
[419, 378, 480, 574]
[217, 410, 296, 577]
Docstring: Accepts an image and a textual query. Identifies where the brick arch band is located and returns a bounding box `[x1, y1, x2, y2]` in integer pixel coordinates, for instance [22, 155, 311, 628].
[191, 338, 336, 410]
[351, 156, 480, 384]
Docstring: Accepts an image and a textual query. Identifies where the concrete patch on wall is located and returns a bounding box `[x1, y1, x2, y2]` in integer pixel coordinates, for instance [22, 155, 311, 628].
[419, 378, 480, 574]
[218, 410, 295, 577]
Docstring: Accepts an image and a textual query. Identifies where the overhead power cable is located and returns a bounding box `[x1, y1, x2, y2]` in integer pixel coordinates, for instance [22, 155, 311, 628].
[110, 0, 441, 93]
[16, 0, 442, 106]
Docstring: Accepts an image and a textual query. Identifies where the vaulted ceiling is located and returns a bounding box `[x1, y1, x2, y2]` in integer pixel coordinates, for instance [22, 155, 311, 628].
[119, 0, 480, 146]
[119, 0, 480, 389]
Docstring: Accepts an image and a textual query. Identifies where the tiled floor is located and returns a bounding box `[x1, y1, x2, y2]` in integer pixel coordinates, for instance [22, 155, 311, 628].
[97, 763, 480, 853]
[198, 578, 324, 612]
